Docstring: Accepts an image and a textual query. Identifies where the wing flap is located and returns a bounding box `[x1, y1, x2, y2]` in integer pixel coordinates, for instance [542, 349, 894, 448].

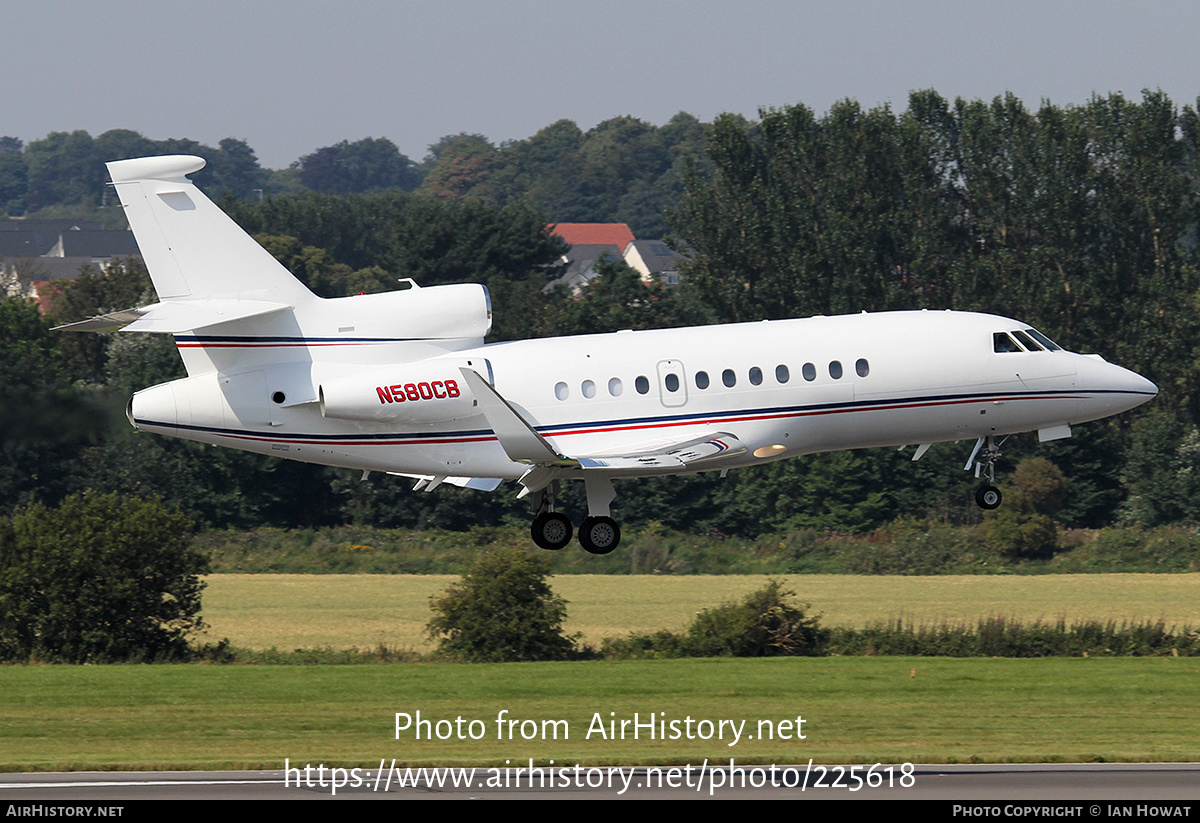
[576, 433, 745, 470]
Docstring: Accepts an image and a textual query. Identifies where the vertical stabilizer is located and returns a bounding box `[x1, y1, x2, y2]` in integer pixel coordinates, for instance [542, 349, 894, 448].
[106, 155, 315, 306]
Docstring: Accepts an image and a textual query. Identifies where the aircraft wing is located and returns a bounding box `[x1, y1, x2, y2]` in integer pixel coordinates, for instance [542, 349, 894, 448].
[574, 432, 746, 470]
[459, 367, 745, 473]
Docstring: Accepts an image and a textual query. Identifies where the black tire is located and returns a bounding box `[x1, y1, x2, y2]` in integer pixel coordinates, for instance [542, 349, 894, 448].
[975, 485, 1002, 510]
[578, 516, 621, 555]
[531, 512, 572, 550]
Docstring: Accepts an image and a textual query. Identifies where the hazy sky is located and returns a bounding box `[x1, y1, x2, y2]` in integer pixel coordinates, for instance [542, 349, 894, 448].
[5, 1, 1197, 169]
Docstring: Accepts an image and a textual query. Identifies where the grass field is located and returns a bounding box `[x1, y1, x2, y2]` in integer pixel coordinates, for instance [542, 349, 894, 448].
[3, 657, 1198, 771]
[199, 573, 1200, 651]
[6, 573, 1200, 773]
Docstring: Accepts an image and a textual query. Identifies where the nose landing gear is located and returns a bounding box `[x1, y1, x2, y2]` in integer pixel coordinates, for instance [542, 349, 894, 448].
[967, 435, 1004, 510]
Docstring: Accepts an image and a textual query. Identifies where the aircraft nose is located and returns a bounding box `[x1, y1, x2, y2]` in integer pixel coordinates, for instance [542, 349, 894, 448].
[1112, 362, 1158, 402]
[1082, 356, 1157, 418]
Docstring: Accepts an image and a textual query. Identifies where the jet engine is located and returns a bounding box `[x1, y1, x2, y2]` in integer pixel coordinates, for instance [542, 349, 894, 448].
[318, 359, 483, 423]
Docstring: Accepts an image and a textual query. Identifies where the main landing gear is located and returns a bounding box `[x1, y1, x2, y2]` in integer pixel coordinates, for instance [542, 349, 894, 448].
[528, 477, 623, 554]
[966, 435, 1004, 510]
[530, 511, 572, 550]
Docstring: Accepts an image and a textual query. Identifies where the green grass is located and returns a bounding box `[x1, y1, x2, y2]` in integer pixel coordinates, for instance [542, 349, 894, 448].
[199, 573, 1200, 651]
[2, 658, 1197, 771]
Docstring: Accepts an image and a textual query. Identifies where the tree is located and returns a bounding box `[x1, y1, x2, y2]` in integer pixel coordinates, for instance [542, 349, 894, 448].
[0, 297, 102, 515]
[0, 136, 28, 214]
[297, 137, 418, 194]
[982, 458, 1067, 560]
[683, 580, 829, 657]
[0, 492, 208, 662]
[427, 546, 577, 662]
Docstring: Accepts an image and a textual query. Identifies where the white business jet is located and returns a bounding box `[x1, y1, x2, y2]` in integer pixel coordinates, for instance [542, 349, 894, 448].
[59, 156, 1158, 554]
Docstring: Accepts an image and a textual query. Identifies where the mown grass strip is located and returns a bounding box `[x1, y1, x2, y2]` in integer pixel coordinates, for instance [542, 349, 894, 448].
[2, 658, 1198, 772]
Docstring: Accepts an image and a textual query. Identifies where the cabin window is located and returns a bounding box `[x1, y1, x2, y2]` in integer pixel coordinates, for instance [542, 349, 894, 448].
[994, 332, 1022, 353]
[665, 373, 680, 392]
[776, 364, 790, 383]
[695, 370, 710, 389]
[749, 366, 763, 386]
[802, 362, 816, 381]
[856, 358, 870, 377]
[582, 380, 596, 398]
[635, 375, 650, 394]
[829, 360, 843, 379]
[1012, 330, 1043, 351]
[554, 382, 569, 400]
[608, 377, 623, 396]
[722, 369, 736, 388]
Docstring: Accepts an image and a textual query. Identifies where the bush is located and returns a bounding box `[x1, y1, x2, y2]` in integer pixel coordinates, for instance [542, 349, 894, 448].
[0, 492, 208, 662]
[983, 458, 1066, 560]
[427, 546, 579, 662]
[604, 580, 829, 658]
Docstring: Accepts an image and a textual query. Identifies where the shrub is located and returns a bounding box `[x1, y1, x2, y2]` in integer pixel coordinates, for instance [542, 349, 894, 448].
[0, 492, 208, 662]
[427, 546, 578, 662]
[983, 458, 1066, 560]
[604, 580, 829, 658]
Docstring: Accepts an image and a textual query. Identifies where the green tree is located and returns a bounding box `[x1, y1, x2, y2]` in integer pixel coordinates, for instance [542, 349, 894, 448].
[23, 130, 102, 210]
[427, 546, 577, 662]
[0, 492, 208, 662]
[0, 136, 28, 214]
[298, 137, 418, 194]
[0, 297, 103, 514]
[418, 134, 497, 198]
[982, 458, 1067, 560]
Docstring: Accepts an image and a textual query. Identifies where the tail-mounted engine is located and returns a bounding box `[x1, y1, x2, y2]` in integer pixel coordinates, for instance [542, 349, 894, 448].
[318, 359, 486, 423]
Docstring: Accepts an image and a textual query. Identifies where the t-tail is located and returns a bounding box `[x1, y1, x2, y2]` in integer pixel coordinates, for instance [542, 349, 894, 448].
[57, 155, 492, 434]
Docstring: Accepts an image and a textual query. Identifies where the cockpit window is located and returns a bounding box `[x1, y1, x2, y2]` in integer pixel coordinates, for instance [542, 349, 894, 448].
[1025, 328, 1062, 351]
[994, 332, 1022, 353]
[1012, 330, 1043, 351]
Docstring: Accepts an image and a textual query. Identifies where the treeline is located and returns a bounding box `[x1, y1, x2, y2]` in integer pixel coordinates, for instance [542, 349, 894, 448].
[1, 114, 704, 237]
[3, 90, 1200, 541]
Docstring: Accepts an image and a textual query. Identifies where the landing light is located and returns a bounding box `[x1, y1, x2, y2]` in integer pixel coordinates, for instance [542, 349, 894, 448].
[754, 444, 788, 458]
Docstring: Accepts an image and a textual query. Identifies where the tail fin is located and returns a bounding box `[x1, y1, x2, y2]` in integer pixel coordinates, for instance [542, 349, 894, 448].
[106, 156, 314, 307]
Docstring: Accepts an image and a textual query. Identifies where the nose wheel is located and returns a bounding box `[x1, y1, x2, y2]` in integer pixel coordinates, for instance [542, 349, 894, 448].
[975, 485, 1002, 510]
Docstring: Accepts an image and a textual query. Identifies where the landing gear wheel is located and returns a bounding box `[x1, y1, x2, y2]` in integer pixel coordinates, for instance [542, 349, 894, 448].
[531, 512, 572, 550]
[578, 516, 621, 555]
[975, 485, 1002, 510]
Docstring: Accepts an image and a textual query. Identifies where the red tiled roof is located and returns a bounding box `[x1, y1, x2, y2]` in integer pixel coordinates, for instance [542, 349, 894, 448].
[549, 223, 635, 251]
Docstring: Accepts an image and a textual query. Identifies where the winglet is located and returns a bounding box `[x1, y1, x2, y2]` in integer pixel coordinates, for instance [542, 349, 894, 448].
[458, 368, 570, 465]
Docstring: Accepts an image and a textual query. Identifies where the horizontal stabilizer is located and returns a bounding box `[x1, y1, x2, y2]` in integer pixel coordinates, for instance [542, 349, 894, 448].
[53, 299, 292, 333]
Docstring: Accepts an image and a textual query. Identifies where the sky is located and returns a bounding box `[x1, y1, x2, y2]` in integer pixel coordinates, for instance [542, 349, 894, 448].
[4, 1, 1198, 170]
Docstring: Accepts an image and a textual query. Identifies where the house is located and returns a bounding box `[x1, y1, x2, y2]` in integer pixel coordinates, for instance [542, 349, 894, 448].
[0, 220, 140, 305]
[623, 239, 690, 286]
[541, 223, 636, 293]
